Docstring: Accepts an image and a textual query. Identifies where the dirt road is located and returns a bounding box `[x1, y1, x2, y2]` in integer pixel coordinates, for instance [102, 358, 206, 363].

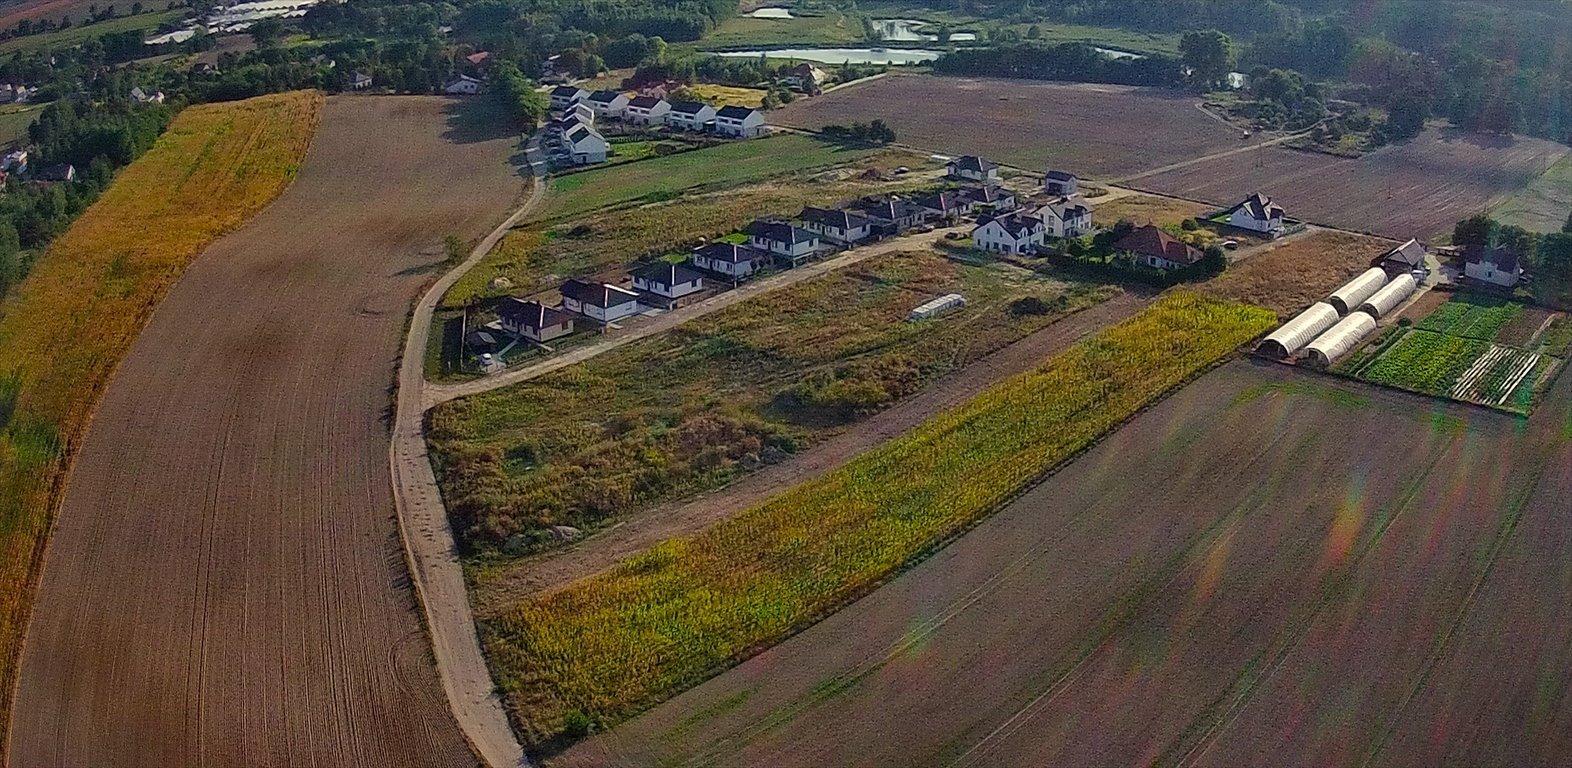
[8, 95, 525, 768]
[424, 221, 972, 408]
[471, 291, 1151, 608]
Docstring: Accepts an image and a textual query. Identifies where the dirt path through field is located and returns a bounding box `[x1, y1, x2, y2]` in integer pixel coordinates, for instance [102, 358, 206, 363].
[8, 95, 525, 768]
[471, 290, 1151, 609]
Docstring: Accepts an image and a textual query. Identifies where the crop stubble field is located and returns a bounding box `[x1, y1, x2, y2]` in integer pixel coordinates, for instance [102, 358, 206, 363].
[558, 358, 1572, 768]
[8, 95, 522, 767]
[0, 91, 321, 755]
[772, 75, 1244, 177]
[1133, 127, 1569, 239]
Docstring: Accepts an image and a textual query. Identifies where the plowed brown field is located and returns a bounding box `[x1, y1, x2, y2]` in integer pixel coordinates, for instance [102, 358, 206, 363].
[1132, 127, 1568, 239]
[773, 74, 1243, 176]
[555, 361, 1572, 768]
[8, 95, 523, 768]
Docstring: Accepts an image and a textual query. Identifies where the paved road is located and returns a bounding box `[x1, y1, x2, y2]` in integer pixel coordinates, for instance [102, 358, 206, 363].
[424, 222, 972, 407]
[389, 135, 546, 768]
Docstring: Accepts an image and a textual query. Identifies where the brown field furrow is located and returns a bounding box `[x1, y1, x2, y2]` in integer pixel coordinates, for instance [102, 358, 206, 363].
[1132, 128, 1568, 239]
[553, 360, 1570, 768]
[8, 95, 523, 768]
[772, 74, 1244, 177]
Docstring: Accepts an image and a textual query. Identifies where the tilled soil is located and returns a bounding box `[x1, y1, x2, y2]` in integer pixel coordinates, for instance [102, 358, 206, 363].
[8, 95, 523, 768]
[554, 361, 1572, 768]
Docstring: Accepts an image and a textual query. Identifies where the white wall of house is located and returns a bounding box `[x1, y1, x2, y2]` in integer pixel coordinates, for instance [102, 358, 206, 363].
[551, 90, 588, 109]
[972, 220, 1043, 254]
[634, 274, 704, 298]
[716, 111, 766, 138]
[569, 133, 609, 164]
[1045, 175, 1078, 196]
[802, 220, 871, 244]
[627, 101, 670, 125]
[693, 255, 760, 277]
[1228, 207, 1283, 234]
[665, 106, 716, 131]
[445, 78, 484, 95]
[502, 316, 574, 342]
[750, 234, 818, 258]
[1465, 260, 1521, 287]
[948, 165, 999, 184]
[590, 95, 630, 119]
[563, 293, 641, 322]
[1038, 208, 1092, 239]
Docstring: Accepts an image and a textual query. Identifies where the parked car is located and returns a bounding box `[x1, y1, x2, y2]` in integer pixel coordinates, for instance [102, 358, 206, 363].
[894, 166, 910, 175]
[944, 231, 961, 240]
[915, 224, 935, 234]
[1222, 239, 1239, 250]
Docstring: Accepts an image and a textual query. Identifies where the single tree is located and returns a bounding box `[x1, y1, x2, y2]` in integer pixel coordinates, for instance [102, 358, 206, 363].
[1180, 30, 1234, 92]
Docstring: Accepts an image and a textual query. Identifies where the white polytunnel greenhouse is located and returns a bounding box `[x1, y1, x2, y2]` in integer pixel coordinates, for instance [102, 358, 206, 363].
[1304, 312, 1377, 368]
[1327, 268, 1389, 315]
[1358, 273, 1419, 319]
[909, 293, 966, 321]
[1258, 302, 1341, 359]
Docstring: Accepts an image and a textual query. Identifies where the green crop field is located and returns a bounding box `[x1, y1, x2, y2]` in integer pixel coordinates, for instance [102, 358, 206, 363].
[1493, 151, 1572, 233]
[431, 250, 1114, 558]
[0, 10, 183, 54]
[478, 292, 1275, 744]
[1415, 294, 1524, 341]
[1361, 330, 1492, 396]
[538, 134, 882, 221]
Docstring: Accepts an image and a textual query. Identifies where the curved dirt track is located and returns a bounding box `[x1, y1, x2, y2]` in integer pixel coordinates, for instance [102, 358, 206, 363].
[8, 95, 525, 768]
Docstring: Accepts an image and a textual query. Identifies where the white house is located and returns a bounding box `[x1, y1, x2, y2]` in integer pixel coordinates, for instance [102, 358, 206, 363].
[665, 101, 717, 132]
[946, 155, 1000, 185]
[443, 74, 484, 95]
[691, 242, 771, 279]
[631, 262, 705, 299]
[1044, 170, 1079, 196]
[586, 90, 630, 119]
[625, 95, 670, 126]
[851, 196, 928, 235]
[559, 278, 642, 323]
[784, 62, 828, 91]
[563, 101, 595, 126]
[1464, 245, 1524, 287]
[1, 149, 26, 173]
[797, 206, 873, 245]
[971, 214, 1045, 255]
[564, 124, 608, 165]
[1226, 192, 1286, 236]
[498, 298, 574, 342]
[130, 86, 167, 103]
[714, 105, 767, 138]
[350, 71, 372, 90]
[550, 85, 589, 110]
[1034, 194, 1093, 239]
[745, 219, 820, 262]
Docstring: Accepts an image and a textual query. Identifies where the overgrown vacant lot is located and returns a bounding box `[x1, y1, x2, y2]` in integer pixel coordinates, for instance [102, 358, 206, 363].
[446, 148, 937, 306]
[1197, 229, 1395, 314]
[772, 74, 1244, 176]
[1493, 151, 1572, 233]
[559, 361, 1572, 768]
[431, 251, 1113, 559]
[1133, 127, 1568, 239]
[479, 292, 1274, 745]
[0, 90, 321, 743]
[1092, 190, 1210, 228]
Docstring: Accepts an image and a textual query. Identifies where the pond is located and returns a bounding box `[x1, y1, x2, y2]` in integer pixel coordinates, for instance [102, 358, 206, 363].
[746, 7, 794, 18]
[716, 47, 943, 65]
[871, 18, 977, 42]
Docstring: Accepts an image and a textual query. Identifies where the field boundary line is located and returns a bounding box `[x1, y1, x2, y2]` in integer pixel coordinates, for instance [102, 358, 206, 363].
[390, 155, 544, 768]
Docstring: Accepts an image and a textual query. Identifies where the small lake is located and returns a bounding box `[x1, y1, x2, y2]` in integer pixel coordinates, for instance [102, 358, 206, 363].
[716, 47, 943, 65]
[746, 7, 794, 18]
[872, 18, 976, 42]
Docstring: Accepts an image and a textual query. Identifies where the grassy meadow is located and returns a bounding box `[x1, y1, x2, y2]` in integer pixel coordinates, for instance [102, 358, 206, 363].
[0, 90, 322, 730]
[478, 292, 1276, 744]
[1492, 151, 1572, 233]
[0, 9, 183, 54]
[431, 250, 1113, 558]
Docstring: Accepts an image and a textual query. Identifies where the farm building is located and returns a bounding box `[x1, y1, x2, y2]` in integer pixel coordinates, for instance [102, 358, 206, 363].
[910, 293, 966, 320]
[1033, 194, 1092, 239]
[1304, 312, 1377, 368]
[350, 72, 372, 90]
[586, 90, 631, 119]
[1258, 302, 1340, 359]
[443, 75, 484, 95]
[851, 196, 927, 235]
[1358, 273, 1419, 319]
[958, 185, 1017, 213]
[498, 298, 574, 343]
[631, 262, 705, 299]
[1377, 238, 1427, 277]
[946, 156, 1000, 184]
[1226, 192, 1286, 236]
[1114, 225, 1202, 270]
[1045, 170, 1079, 196]
[1328, 268, 1389, 315]
[559, 278, 641, 323]
[798, 206, 874, 245]
[972, 213, 1046, 255]
[745, 220, 821, 262]
[715, 105, 767, 138]
[550, 85, 589, 110]
[784, 62, 828, 91]
[691, 242, 771, 278]
[666, 101, 717, 132]
[625, 96, 670, 126]
[35, 163, 74, 182]
[1464, 245, 1524, 288]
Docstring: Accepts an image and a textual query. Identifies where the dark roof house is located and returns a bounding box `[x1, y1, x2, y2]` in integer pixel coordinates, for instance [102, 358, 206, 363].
[628, 95, 664, 109]
[948, 155, 998, 173]
[1231, 192, 1284, 221]
[560, 277, 639, 308]
[716, 105, 759, 120]
[693, 242, 770, 264]
[1378, 238, 1428, 273]
[498, 298, 571, 330]
[668, 100, 711, 116]
[798, 206, 871, 230]
[631, 262, 704, 288]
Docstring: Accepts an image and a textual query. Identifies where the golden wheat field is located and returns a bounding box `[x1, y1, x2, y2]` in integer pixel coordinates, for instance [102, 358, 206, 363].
[482, 291, 1277, 744]
[0, 89, 322, 735]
